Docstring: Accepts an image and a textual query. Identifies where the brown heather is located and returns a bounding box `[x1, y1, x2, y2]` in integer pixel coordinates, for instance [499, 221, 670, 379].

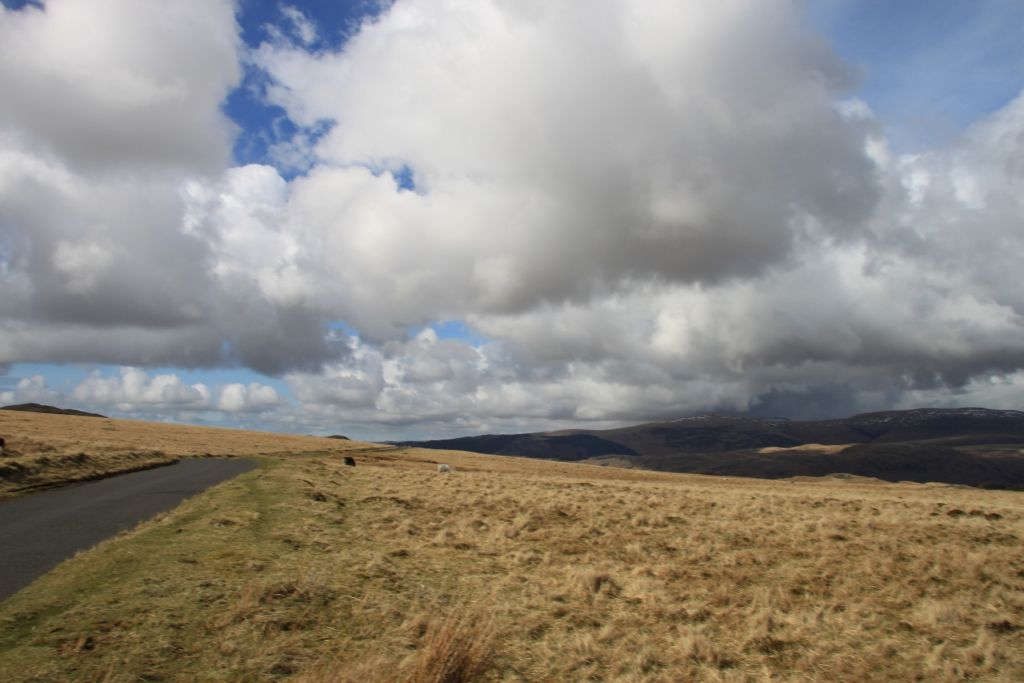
[0, 412, 1022, 681]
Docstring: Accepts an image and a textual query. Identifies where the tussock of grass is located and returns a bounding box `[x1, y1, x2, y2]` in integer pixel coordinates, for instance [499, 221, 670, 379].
[0, 417, 1022, 681]
[402, 609, 495, 683]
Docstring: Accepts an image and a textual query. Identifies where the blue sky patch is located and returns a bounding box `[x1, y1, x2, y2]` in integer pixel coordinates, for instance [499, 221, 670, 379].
[804, 0, 1024, 151]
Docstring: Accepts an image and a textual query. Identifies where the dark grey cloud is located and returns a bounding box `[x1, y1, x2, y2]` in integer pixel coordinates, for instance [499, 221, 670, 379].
[253, 0, 882, 322]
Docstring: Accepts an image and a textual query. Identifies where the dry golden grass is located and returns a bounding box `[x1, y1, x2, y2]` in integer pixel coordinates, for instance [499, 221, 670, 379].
[0, 415, 1022, 681]
[0, 410, 377, 497]
[759, 444, 852, 455]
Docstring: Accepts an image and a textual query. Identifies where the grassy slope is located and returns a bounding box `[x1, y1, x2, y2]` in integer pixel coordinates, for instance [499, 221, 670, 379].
[0, 411, 374, 498]
[0, 418, 1022, 681]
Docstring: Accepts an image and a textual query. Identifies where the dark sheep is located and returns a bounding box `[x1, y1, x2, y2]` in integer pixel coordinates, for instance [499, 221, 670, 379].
[0, 436, 5, 455]
[343, 456, 356, 467]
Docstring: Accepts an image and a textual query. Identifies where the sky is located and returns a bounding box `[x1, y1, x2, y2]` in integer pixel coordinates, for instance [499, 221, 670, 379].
[0, 0, 1023, 440]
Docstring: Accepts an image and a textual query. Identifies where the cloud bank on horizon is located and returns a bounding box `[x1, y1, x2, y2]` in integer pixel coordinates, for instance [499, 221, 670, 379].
[1, 0, 1023, 439]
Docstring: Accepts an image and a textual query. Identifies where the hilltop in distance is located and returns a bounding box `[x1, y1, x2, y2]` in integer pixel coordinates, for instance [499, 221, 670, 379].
[1, 403, 107, 419]
[400, 408, 1024, 489]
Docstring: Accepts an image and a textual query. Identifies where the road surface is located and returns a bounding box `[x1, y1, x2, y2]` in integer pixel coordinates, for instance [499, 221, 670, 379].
[0, 458, 257, 600]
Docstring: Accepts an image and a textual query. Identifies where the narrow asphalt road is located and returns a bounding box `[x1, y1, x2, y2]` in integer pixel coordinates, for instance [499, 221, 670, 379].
[0, 458, 257, 601]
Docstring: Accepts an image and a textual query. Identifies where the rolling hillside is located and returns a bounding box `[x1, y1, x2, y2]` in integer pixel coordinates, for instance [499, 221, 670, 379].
[400, 408, 1024, 488]
[0, 411, 1021, 682]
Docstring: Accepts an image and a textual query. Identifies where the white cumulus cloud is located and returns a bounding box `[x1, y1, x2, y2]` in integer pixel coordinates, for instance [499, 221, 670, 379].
[217, 382, 282, 413]
[72, 367, 211, 412]
[2, 0, 1023, 437]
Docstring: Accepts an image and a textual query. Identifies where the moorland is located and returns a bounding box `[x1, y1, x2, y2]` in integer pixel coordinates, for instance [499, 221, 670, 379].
[0, 410, 1022, 682]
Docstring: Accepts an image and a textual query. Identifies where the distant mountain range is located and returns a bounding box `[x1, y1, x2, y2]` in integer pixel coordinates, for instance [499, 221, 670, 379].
[1, 403, 107, 419]
[398, 408, 1024, 489]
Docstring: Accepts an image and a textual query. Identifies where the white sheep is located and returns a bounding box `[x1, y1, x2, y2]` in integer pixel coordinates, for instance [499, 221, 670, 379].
[437, 463, 454, 474]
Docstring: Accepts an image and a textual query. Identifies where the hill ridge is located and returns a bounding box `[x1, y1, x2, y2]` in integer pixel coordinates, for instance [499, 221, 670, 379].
[1, 402, 107, 419]
[397, 407, 1024, 489]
